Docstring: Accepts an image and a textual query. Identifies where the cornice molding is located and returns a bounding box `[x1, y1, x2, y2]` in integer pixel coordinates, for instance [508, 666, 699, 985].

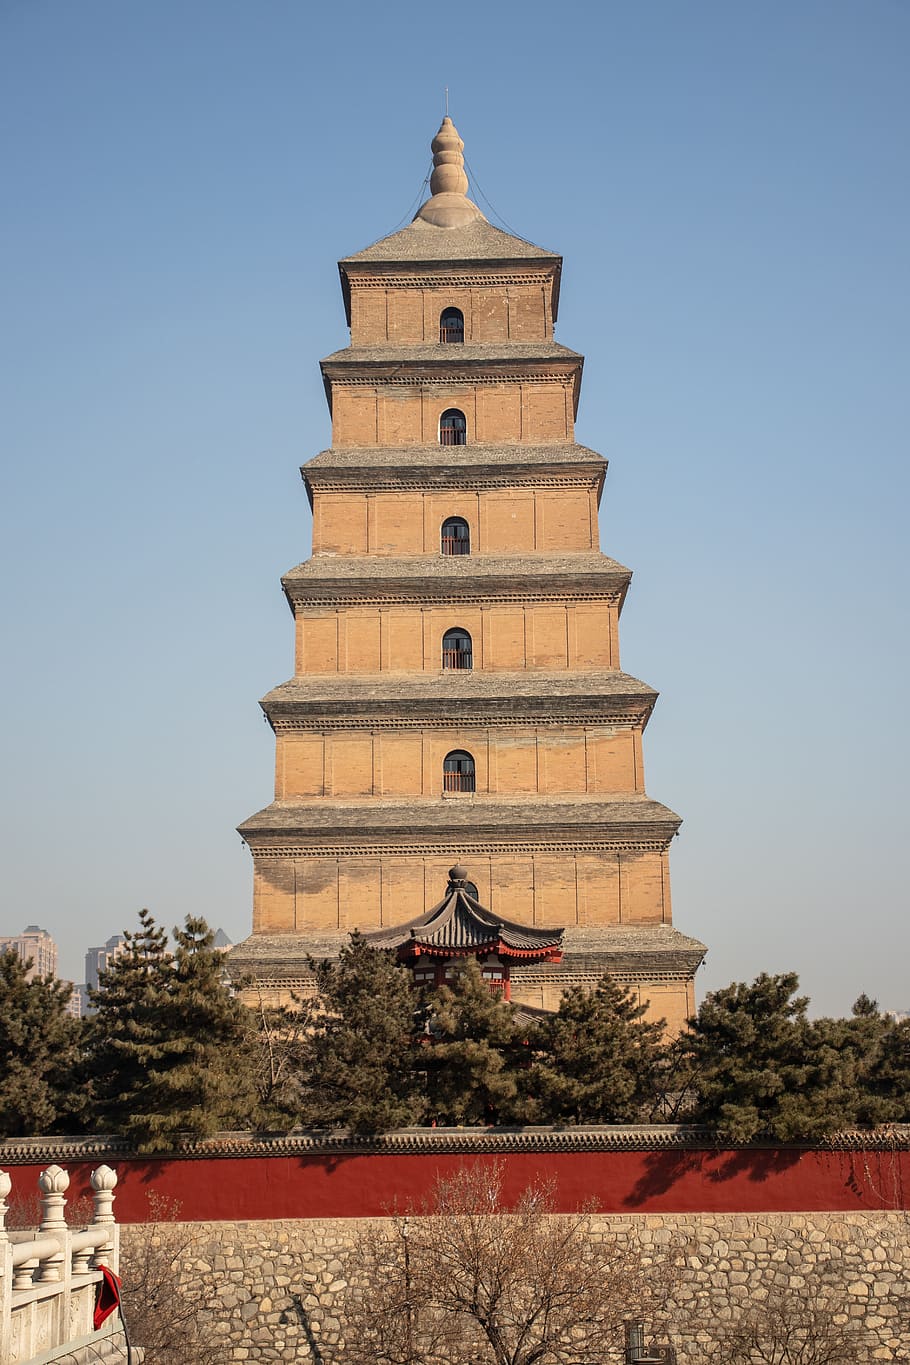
[267, 709, 652, 732]
[283, 587, 626, 608]
[304, 471, 600, 492]
[344, 270, 557, 289]
[3, 1126, 910, 1164]
[242, 967, 698, 988]
[516, 969, 698, 986]
[324, 371, 577, 388]
[245, 838, 676, 857]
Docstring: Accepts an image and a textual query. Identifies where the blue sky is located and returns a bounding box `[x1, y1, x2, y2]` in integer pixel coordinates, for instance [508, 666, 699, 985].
[2, 1, 907, 1015]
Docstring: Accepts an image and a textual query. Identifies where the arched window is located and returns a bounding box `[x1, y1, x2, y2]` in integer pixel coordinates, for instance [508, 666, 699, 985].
[440, 307, 464, 343]
[441, 516, 470, 556]
[439, 409, 466, 447]
[464, 880, 479, 900]
[443, 750, 475, 793]
[442, 628, 472, 670]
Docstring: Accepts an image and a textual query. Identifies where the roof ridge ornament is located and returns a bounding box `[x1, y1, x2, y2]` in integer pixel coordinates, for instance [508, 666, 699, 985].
[416, 117, 486, 229]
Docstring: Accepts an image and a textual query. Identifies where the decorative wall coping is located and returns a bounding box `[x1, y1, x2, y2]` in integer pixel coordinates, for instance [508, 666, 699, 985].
[3, 1124, 910, 1164]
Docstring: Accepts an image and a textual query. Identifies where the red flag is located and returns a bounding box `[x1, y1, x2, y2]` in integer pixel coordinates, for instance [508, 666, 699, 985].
[93, 1265, 122, 1330]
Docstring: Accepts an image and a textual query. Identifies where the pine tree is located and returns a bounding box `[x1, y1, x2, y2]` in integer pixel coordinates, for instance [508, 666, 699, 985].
[0, 950, 82, 1136]
[297, 932, 425, 1132]
[423, 959, 529, 1125]
[875, 1017, 910, 1121]
[86, 910, 257, 1151]
[85, 909, 171, 1135]
[683, 972, 862, 1142]
[528, 976, 667, 1124]
[842, 995, 910, 1125]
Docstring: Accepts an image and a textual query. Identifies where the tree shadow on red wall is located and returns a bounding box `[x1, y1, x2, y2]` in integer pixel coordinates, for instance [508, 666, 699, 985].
[622, 1146, 803, 1207]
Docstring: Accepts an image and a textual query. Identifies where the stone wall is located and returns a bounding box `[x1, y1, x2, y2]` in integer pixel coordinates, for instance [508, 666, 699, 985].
[121, 1210, 910, 1362]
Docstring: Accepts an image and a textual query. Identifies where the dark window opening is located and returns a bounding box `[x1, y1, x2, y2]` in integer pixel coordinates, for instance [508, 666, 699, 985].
[439, 409, 466, 447]
[441, 516, 470, 556]
[440, 307, 465, 343]
[442, 628, 473, 670]
[443, 750, 476, 793]
[464, 881, 479, 900]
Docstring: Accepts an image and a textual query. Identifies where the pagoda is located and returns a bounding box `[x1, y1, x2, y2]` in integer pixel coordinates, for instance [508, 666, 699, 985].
[231, 118, 706, 1031]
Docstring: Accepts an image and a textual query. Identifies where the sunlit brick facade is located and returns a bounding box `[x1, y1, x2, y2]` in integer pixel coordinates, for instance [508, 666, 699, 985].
[232, 119, 705, 1030]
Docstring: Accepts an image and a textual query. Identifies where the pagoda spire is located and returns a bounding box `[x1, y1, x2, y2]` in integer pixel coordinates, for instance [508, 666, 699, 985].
[416, 116, 485, 228]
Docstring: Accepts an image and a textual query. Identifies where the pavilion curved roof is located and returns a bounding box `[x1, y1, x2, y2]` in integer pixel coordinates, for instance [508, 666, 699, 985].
[366, 871, 564, 964]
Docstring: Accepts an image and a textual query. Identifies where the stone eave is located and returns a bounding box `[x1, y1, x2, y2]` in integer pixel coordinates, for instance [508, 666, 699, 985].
[561, 945, 707, 978]
[280, 552, 632, 610]
[237, 795, 681, 850]
[301, 443, 607, 503]
[557, 924, 708, 978]
[321, 341, 582, 366]
[304, 442, 605, 470]
[260, 670, 657, 731]
[320, 346, 583, 418]
[227, 926, 703, 984]
[337, 218, 562, 327]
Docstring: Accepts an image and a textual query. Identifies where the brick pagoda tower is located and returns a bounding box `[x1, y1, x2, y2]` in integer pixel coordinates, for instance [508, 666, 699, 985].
[231, 118, 705, 1030]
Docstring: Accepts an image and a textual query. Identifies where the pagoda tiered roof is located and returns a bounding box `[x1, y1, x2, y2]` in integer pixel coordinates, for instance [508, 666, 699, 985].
[238, 794, 681, 848]
[260, 668, 657, 729]
[340, 216, 559, 266]
[302, 443, 607, 489]
[281, 553, 632, 610]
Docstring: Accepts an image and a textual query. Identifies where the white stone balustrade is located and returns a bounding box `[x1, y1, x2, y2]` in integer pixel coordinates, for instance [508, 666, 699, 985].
[0, 1163, 121, 1364]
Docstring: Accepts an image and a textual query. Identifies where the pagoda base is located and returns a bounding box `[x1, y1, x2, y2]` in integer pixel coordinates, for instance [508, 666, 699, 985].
[227, 924, 705, 1034]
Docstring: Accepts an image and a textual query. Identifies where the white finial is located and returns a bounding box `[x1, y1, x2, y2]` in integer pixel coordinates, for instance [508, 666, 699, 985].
[445, 87, 449, 117]
[39, 1164, 69, 1231]
[91, 1165, 118, 1224]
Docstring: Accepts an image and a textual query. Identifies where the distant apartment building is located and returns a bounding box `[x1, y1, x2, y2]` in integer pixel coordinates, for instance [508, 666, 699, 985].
[67, 984, 90, 1018]
[0, 925, 58, 980]
[84, 934, 127, 991]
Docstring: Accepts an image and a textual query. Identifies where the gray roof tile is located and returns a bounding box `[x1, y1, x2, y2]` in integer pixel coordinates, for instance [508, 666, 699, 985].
[303, 442, 606, 471]
[321, 342, 581, 366]
[340, 216, 559, 265]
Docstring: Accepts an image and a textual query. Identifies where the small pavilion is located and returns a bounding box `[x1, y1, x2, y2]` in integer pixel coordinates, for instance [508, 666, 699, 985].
[366, 865, 564, 1000]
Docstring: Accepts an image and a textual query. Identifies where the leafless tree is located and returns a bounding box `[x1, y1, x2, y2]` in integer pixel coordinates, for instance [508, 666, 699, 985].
[338, 1160, 679, 1365]
[119, 1192, 221, 1365]
[243, 983, 317, 1117]
[683, 1279, 872, 1365]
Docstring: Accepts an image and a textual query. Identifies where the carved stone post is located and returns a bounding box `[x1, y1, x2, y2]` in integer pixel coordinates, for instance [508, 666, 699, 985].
[90, 1165, 119, 1272]
[90, 1165, 117, 1224]
[37, 1164, 69, 1283]
[0, 1169, 10, 1242]
[0, 1170, 12, 1365]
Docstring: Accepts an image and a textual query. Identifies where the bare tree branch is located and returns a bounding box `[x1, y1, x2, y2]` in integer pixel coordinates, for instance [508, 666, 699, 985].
[337, 1160, 679, 1365]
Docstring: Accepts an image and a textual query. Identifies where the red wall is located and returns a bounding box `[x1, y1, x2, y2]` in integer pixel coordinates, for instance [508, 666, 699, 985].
[5, 1147, 910, 1223]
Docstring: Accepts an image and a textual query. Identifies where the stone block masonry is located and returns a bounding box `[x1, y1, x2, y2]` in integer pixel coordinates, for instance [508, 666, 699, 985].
[5, 1133, 909, 1358]
[119, 1211, 910, 1361]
